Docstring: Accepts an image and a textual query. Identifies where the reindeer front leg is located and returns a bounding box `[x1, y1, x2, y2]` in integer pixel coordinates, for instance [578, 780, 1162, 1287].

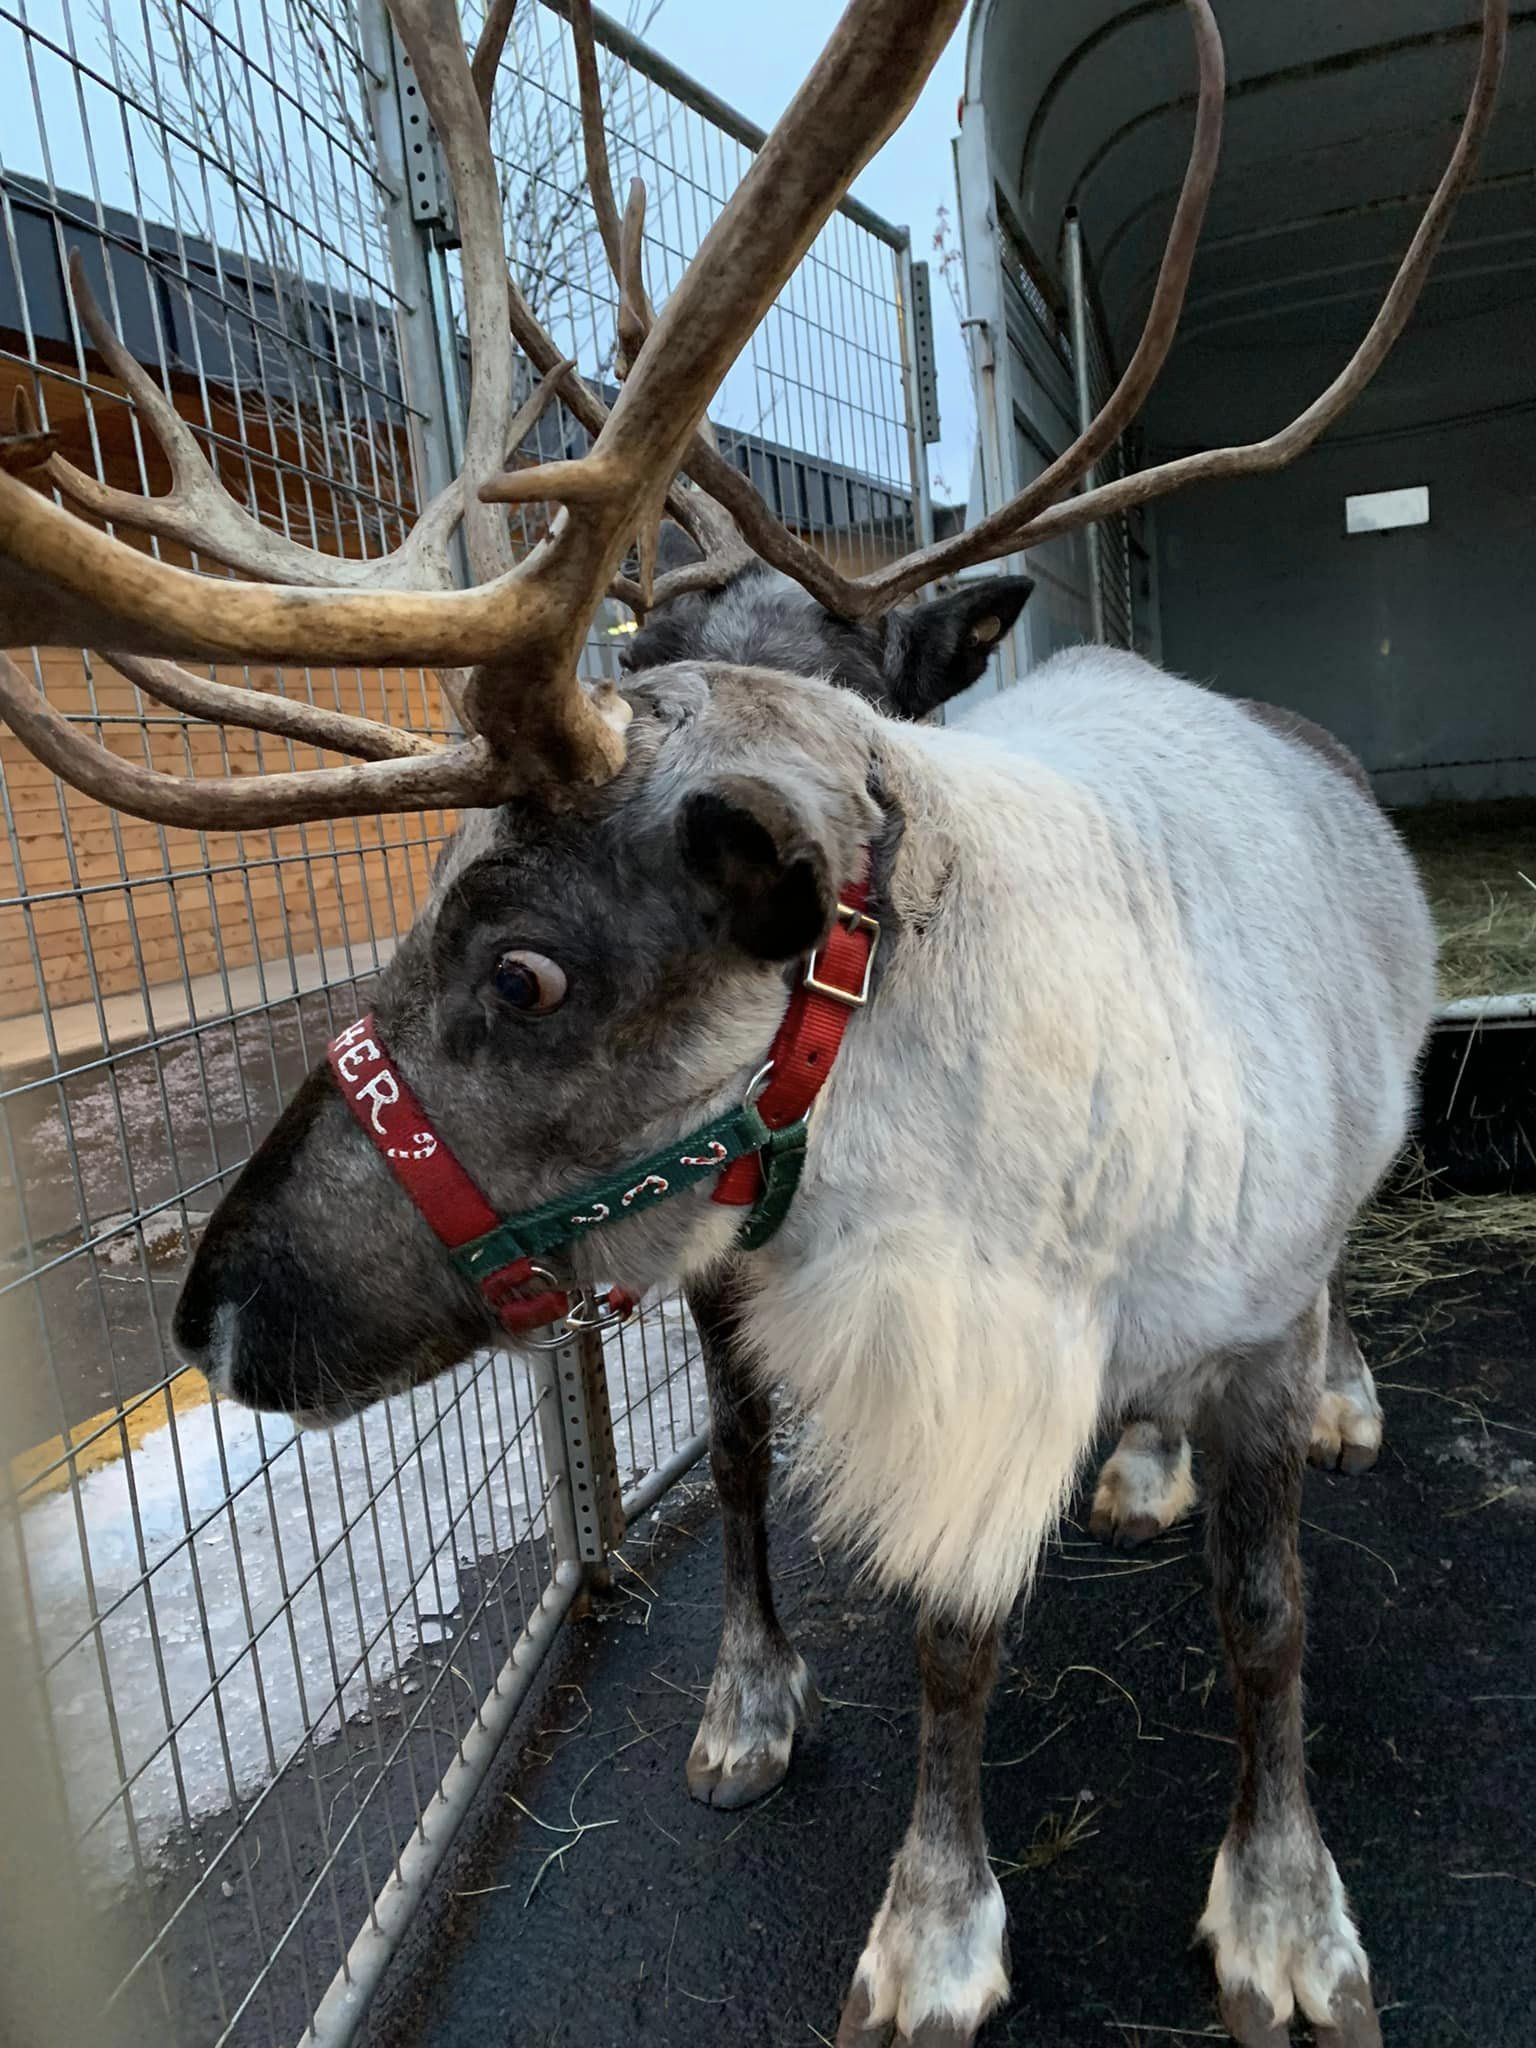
[1196, 1302, 1380, 2046]
[683, 1265, 817, 1808]
[838, 1611, 1008, 2048]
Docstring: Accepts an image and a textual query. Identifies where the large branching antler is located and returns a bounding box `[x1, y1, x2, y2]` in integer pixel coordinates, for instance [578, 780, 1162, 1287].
[845, 0, 1511, 613]
[0, 0, 967, 824]
[0, 0, 1508, 833]
[12, 256, 466, 591]
[617, 0, 1507, 623]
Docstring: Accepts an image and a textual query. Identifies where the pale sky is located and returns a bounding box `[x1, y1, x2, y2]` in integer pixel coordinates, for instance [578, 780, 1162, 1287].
[0, 0, 977, 508]
[637, 0, 976, 503]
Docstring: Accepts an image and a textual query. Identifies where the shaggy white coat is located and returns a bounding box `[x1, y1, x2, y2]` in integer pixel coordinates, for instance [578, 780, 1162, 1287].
[730, 648, 1434, 1623]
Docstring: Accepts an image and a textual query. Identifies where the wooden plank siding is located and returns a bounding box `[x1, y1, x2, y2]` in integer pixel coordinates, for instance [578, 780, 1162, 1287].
[1, 349, 455, 1027]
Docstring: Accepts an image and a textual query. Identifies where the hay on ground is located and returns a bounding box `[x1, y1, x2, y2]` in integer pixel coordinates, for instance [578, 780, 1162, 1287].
[1349, 1164, 1536, 1314]
[1395, 799, 1536, 1000]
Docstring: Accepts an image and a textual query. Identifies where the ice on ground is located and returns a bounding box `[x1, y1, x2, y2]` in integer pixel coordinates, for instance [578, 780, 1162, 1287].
[21, 1310, 704, 1888]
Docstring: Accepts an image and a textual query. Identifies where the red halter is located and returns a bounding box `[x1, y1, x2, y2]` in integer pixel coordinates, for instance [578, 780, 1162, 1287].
[326, 863, 878, 1338]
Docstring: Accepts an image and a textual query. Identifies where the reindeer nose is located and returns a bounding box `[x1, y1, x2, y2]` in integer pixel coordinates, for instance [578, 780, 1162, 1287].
[173, 1262, 215, 1362]
[173, 1238, 248, 1397]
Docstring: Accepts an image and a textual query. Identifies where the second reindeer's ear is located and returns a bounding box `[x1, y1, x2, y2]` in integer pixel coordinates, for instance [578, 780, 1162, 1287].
[880, 574, 1034, 718]
[677, 773, 834, 962]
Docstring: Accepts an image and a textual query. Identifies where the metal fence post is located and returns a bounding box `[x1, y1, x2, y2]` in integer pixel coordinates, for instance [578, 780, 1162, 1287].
[358, 0, 466, 523]
[532, 1317, 625, 1589]
[1064, 212, 1107, 644]
[894, 234, 937, 555]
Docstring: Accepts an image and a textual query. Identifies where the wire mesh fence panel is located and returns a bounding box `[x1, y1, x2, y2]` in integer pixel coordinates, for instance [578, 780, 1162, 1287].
[1077, 281, 1135, 653]
[467, 0, 924, 672]
[1, 2, 925, 2043]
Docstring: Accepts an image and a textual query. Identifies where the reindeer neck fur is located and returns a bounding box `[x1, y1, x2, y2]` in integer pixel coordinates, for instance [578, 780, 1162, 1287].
[730, 646, 1435, 1625]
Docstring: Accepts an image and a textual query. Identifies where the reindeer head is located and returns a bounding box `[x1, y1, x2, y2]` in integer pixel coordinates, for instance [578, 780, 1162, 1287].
[0, 0, 1507, 1422]
[626, 529, 1035, 721]
[173, 662, 881, 1418]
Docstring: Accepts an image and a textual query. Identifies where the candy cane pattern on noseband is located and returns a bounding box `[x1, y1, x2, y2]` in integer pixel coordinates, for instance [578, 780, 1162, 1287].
[679, 1140, 729, 1168]
[621, 1174, 670, 1208]
[570, 1201, 611, 1227]
[386, 1133, 439, 1161]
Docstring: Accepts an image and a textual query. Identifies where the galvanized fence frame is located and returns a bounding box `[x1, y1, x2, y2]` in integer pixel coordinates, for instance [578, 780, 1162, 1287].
[0, 4, 931, 2044]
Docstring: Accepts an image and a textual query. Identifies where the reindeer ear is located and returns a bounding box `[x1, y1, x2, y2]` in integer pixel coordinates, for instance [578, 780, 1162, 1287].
[678, 774, 834, 961]
[880, 574, 1034, 718]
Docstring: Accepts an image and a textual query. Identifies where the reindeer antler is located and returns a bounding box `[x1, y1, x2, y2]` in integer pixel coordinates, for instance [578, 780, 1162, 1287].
[0, 0, 966, 824]
[0, 0, 1509, 830]
[621, 0, 1509, 624]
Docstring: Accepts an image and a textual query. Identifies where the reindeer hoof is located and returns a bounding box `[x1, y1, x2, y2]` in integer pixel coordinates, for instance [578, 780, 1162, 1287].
[1308, 1388, 1382, 1475]
[835, 1979, 1000, 2048]
[686, 1739, 790, 1809]
[1218, 1985, 1290, 2048]
[1314, 1972, 1382, 2047]
[1220, 1971, 1381, 2048]
[835, 1875, 1008, 2047]
[835, 1990, 988, 2048]
[1089, 1427, 1196, 1549]
[685, 1648, 816, 1809]
[1202, 1836, 1377, 2048]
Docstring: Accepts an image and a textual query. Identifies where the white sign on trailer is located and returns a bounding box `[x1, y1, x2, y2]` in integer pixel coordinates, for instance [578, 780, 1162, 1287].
[1345, 485, 1430, 534]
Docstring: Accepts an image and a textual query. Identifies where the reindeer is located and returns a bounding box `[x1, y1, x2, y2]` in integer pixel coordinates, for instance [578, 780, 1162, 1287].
[630, 541, 1392, 1585]
[0, 2, 1507, 2041]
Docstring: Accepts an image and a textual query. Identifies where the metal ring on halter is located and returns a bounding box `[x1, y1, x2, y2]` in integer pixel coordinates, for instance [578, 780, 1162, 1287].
[744, 1060, 775, 1106]
[524, 1282, 636, 1348]
[523, 1322, 576, 1351]
[563, 1288, 637, 1336]
[520, 1267, 578, 1350]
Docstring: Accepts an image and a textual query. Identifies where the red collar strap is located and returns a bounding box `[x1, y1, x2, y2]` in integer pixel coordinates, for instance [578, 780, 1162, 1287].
[712, 865, 878, 1212]
[324, 857, 879, 1336]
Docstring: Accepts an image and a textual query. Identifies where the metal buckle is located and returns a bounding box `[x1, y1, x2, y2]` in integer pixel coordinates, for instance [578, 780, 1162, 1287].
[524, 1284, 636, 1348]
[563, 1288, 637, 1336]
[804, 902, 880, 1008]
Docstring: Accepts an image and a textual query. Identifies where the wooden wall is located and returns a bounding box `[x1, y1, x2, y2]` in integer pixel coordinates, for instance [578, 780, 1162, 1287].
[1, 352, 454, 1028]
[0, 651, 454, 1021]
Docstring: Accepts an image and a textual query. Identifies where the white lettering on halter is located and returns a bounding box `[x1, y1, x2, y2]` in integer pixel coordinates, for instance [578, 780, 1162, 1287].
[332, 1017, 372, 1052]
[356, 1068, 400, 1135]
[334, 1038, 381, 1085]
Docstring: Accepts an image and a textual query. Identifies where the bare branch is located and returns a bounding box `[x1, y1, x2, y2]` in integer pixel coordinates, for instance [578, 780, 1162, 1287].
[107, 653, 439, 760]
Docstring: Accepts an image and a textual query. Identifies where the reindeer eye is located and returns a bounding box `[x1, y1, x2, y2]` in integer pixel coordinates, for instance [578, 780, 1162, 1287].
[492, 950, 567, 1014]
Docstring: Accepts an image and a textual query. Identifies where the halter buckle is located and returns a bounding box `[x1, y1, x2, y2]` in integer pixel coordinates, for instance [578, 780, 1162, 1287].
[804, 902, 880, 1008]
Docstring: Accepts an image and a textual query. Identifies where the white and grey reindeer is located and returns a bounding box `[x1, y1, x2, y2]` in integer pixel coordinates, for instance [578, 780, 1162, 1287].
[0, 2, 1505, 2042]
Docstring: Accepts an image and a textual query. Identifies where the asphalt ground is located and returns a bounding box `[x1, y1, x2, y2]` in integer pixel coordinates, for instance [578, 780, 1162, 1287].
[366, 1239, 1536, 2048]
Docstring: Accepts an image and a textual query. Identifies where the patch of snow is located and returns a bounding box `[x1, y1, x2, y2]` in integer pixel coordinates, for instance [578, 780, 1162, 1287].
[1435, 1431, 1536, 1506]
[22, 1313, 704, 1889]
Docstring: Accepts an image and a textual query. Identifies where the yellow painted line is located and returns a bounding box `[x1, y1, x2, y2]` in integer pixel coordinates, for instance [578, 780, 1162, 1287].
[9, 1368, 213, 1505]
